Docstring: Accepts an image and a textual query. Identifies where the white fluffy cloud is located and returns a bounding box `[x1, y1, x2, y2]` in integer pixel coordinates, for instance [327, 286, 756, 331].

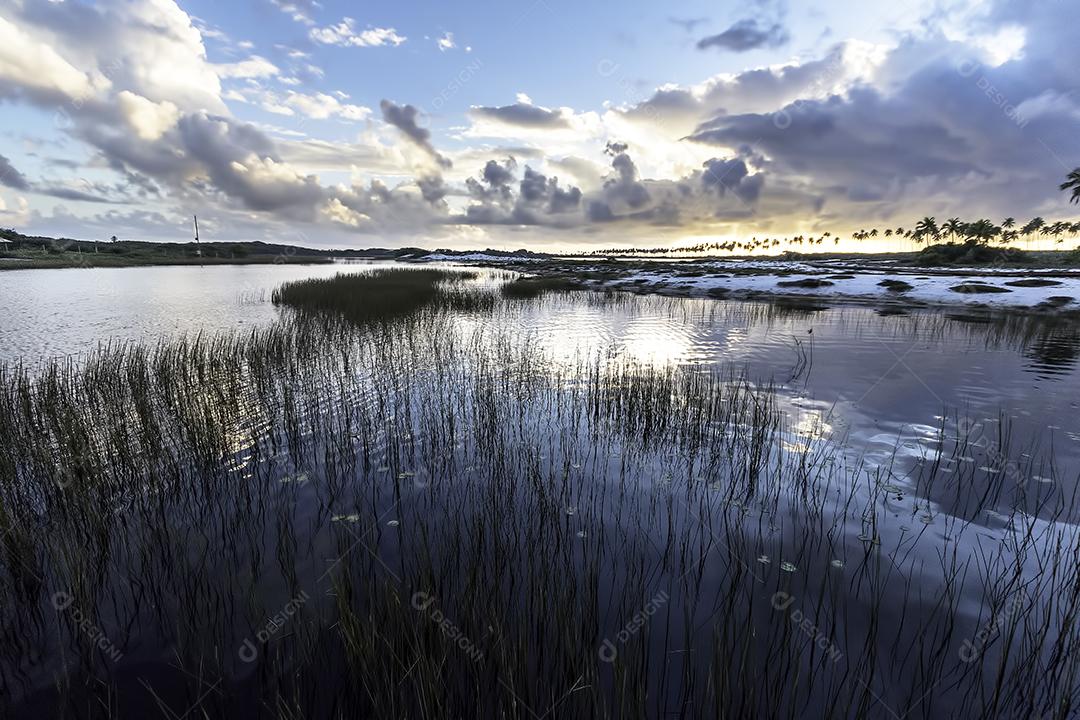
[116, 91, 181, 141]
[0, 15, 109, 103]
[214, 56, 280, 80]
[310, 19, 406, 48]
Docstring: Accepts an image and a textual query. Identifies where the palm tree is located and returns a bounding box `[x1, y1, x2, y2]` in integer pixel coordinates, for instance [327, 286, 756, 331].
[1021, 217, 1045, 242]
[1061, 169, 1080, 204]
[1051, 221, 1068, 243]
[964, 219, 998, 245]
[943, 218, 963, 241]
[913, 216, 939, 243]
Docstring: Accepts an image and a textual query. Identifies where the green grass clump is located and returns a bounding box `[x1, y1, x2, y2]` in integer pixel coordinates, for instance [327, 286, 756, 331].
[272, 268, 490, 321]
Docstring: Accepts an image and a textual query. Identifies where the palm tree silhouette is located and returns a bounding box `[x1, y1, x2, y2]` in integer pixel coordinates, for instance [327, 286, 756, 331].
[1061, 169, 1080, 204]
[943, 218, 963, 241]
[966, 219, 999, 245]
[913, 216, 939, 243]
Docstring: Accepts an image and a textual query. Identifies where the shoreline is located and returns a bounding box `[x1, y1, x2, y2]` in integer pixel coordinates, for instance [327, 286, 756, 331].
[0, 254, 336, 271]
[425, 256, 1080, 317]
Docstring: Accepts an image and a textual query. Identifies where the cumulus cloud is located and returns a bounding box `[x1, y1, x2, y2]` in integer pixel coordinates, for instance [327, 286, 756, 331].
[380, 100, 452, 168]
[310, 19, 406, 48]
[0, 15, 109, 104]
[698, 156, 766, 204]
[462, 158, 583, 225]
[602, 150, 650, 209]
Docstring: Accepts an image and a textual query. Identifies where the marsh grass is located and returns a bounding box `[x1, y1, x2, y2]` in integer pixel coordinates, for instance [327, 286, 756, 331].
[0, 277, 1078, 718]
[272, 268, 493, 321]
[500, 275, 585, 299]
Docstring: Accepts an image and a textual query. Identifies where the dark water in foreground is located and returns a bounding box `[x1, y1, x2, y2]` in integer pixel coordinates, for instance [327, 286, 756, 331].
[1, 264, 1079, 718]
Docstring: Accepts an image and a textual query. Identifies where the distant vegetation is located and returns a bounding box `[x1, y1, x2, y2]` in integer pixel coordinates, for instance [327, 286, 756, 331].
[588, 214, 1080, 258]
[0, 229, 430, 270]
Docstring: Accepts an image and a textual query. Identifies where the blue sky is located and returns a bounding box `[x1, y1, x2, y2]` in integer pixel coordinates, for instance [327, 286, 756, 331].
[0, 0, 1076, 250]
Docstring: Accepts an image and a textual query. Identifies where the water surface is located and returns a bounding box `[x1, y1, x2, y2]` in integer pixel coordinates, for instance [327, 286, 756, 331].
[2, 263, 1078, 718]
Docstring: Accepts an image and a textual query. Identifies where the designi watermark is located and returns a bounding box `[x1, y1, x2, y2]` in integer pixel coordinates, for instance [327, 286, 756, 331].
[959, 591, 1025, 663]
[411, 591, 484, 661]
[52, 591, 123, 661]
[597, 589, 669, 663]
[771, 591, 842, 662]
[238, 589, 310, 662]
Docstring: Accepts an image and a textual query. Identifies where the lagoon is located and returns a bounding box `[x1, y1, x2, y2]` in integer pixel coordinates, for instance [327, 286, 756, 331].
[1, 264, 1078, 718]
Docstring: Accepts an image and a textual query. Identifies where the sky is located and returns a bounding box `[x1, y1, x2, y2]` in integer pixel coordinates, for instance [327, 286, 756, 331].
[0, 0, 1077, 251]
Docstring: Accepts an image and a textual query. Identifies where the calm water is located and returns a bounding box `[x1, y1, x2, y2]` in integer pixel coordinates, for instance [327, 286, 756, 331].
[2, 263, 1079, 717]
[0, 263, 366, 363]
[5, 262, 1077, 470]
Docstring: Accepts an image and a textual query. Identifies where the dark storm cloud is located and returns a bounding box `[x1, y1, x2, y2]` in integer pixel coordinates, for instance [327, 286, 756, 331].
[549, 184, 583, 213]
[682, 4, 1080, 222]
[469, 103, 570, 129]
[603, 152, 650, 209]
[175, 113, 324, 215]
[416, 174, 448, 204]
[0, 155, 30, 190]
[586, 201, 615, 222]
[688, 87, 975, 201]
[462, 160, 583, 225]
[700, 158, 765, 204]
[619, 44, 848, 137]
[697, 19, 789, 52]
[483, 157, 517, 187]
[380, 100, 452, 168]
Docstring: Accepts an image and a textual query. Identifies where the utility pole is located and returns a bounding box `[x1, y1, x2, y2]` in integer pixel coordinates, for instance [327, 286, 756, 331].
[193, 215, 201, 257]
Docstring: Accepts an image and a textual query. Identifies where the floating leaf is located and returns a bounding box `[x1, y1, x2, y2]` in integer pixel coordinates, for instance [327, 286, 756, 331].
[332, 514, 360, 523]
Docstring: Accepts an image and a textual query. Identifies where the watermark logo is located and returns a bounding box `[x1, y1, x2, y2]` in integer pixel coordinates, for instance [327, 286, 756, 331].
[597, 590, 669, 663]
[52, 591, 124, 661]
[411, 591, 484, 661]
[238, 590, 310, 662]
[959, 591, 1025, 663]
[956, 59, 1028, 129]
[770, 591, 842, 663]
